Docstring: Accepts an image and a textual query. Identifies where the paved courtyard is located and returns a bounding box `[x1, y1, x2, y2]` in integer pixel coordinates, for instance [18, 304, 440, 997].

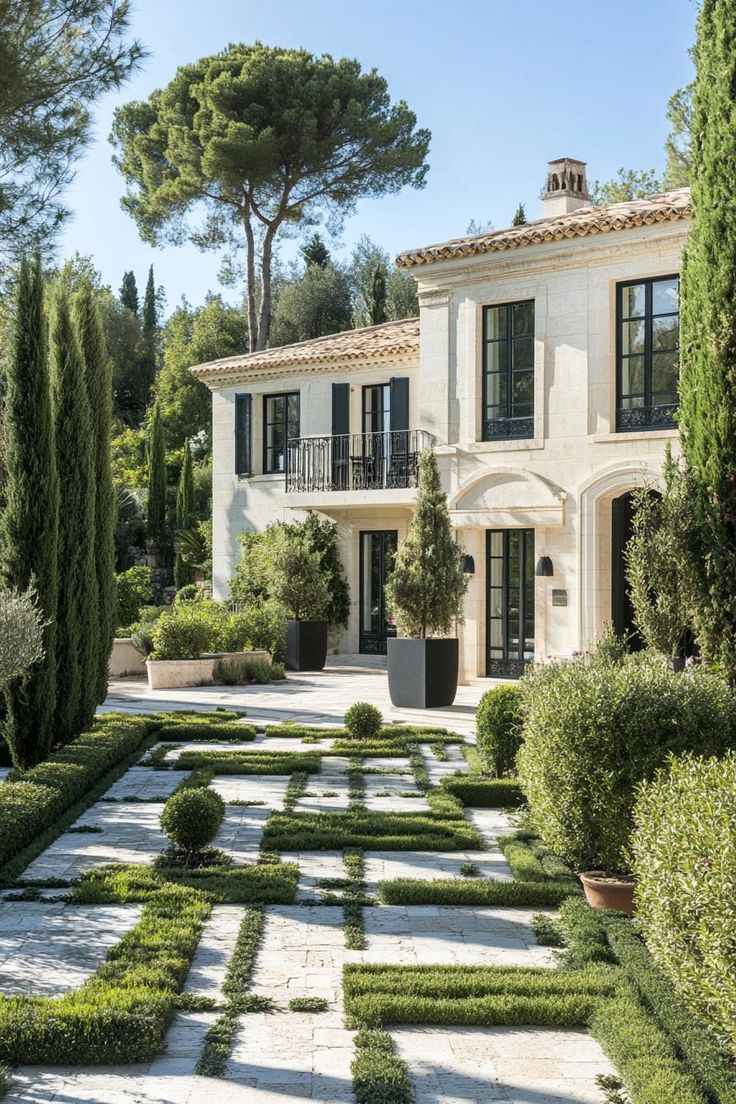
[0, 667, 614, 1103]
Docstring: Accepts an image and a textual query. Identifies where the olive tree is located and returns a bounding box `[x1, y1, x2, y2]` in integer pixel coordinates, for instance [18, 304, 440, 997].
[0, 587, 46, 687]
[111, 44, 429, 350]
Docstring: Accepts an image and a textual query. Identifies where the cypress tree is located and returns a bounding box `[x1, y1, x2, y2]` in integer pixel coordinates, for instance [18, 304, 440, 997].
[174, 439, 196, 589]
[141, 264, 157, 404]
[367, 263, 388, 325]
[384, 449, 467, 638]
[678, 0, 736, 680]
[147, 400, 167, 549]
[120, 270, 139, 314]
[74, 283, 116, 705]
[51, 287, 97, 741]
[0, 257, 59, 768]
[512, 202, 527, 226]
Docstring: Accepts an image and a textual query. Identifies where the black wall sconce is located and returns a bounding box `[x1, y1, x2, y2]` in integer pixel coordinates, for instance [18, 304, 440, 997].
[535, 555, 554, 577]
[460, 554, 475, 575]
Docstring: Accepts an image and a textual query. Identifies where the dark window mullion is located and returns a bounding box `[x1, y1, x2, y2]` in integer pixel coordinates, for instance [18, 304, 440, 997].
[644, 281, 653, 410]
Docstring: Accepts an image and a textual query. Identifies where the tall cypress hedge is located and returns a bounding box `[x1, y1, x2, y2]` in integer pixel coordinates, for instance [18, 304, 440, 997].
[678, 0, 736, 680]
[174, 439, 196, 589]
[0, 257, 59, 769]
[147, 400, 167, 550]
[75, 284, 116, 705]
[50, 288, 97, 742]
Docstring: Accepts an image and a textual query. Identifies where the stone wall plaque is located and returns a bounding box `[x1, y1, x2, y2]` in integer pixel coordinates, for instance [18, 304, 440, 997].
[551, 589, 568, 607]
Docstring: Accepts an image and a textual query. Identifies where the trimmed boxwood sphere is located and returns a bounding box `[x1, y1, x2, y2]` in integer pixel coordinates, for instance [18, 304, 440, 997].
[160, 787, 225, 854]
[344, 701, 382, 740]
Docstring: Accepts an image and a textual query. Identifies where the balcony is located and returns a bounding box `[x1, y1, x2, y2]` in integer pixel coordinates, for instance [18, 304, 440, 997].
[286, 430, 436, 494]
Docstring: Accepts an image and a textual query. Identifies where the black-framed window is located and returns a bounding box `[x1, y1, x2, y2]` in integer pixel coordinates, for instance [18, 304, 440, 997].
[616, 275, 679, 431]
[482, 301, 534, 440]
[486, 528, 535, 679]
[234, 393, 252, 476]
[363, 383, 391, 435]
[263, 392, 300, 474]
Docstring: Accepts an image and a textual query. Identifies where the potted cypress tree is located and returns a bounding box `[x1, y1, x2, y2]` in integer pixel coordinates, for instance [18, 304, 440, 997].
[385, 449, 468, 707]
[269, 529, 330, 671]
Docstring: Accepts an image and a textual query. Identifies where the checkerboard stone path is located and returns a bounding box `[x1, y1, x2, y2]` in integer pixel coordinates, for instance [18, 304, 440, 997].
[1, 672, 615, 1103]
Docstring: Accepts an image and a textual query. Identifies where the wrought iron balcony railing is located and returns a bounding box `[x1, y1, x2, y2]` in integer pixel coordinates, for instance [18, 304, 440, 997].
[286, 430, 436, 494]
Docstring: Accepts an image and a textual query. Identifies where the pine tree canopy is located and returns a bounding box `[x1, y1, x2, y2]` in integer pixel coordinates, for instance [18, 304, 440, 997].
[301, 234, 331, 269]
[385, 450, 467, 638]
[0, 1, 144, 266]
[111, 44, 429, 351]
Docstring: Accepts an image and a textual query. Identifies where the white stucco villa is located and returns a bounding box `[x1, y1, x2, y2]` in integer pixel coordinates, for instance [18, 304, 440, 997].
[190, 158, 690, 683]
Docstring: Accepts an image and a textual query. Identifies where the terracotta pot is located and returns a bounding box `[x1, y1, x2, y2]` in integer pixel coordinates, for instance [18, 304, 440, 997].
[579, 870, 636, 915]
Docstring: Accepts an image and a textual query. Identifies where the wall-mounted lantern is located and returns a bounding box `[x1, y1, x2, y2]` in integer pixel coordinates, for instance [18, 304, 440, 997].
[535, 555, 554, 577]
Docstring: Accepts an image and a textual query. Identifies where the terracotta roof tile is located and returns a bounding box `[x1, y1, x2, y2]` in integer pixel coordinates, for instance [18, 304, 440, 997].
[189, 316, 419, 382]
[396, 189, 692, 268]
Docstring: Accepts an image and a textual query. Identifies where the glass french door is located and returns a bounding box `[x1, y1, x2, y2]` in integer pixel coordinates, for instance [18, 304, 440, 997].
[359, 530, 398, 654]
[486, 529, 535, 678]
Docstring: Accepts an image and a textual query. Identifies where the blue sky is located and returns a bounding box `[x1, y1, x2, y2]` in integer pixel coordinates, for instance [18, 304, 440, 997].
[59, 0, 697, 314]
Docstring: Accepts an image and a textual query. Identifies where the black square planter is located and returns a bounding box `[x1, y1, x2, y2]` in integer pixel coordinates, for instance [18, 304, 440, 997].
[387, 637, 459, 708]
[286, 620, 328, 672]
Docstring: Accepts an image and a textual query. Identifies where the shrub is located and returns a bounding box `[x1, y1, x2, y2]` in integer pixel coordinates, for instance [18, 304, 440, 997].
[268, 528, 329, 620]
[174, 583, 200, 604]
[160, 788, 225, 860]
[0, 586, 46, 689]
[378, 878, 578, 907]
[150, 604, 216, 659]
[631, 752, 736, 1057]
[516, 653, 736, 872]
[440, 776, 523, 808]
[115, 566, 154, 631]
[475, 684, 522, 777]
[261, 810, 482, 852]
[345, 702, 382, 740]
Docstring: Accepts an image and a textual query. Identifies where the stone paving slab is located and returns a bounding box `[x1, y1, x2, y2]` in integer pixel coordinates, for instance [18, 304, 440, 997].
[351, 906, 557, 967]
[183, 905, 244, 999]
[227, 1012, 355, 1101]
[214, 806, 271, 863]
[466, 809, 517, 843]
[22, 802, 168, 881]
[209, 774, 290, 808]
[0, 903, 141, 996]
[363, 849, 512, 893]
[392, 1025, 614, 1103]
[281, 852, 346, 903]
[294, 757, 352, 813]
[101, 767, 188, 801]
[250, 905, 346, 1007]
[419, 743, 470, 786]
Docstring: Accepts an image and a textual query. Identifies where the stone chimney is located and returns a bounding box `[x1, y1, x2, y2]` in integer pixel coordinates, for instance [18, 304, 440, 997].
[542, 157, 590, 218]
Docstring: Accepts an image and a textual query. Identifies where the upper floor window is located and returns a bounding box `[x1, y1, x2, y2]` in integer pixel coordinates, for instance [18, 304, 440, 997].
[264, 392, 300, 473]
[617, 276, 679, 431]
[482, 301, 534, 440]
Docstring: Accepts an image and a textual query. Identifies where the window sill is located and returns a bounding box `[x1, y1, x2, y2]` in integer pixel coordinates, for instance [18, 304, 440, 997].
[467, 437, 545, 453]
[238, 472, 284, 483]
[592, 429, 678, 444]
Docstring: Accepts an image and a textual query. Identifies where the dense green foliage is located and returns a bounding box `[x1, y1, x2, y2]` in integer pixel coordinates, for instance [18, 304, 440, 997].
[631, 752, 736, 1056]
[174, 440, 196, 589]
[270, 259, 353, 346]
[160, 788, 225, 859]
[378, 878, 578, 907]
[115, 566, 154, 632]
[352, 1028, 412, 1104]
[439, 776, 523, 808]
[148, 598, 286, 660]
[0, 588, 46, 687]
[69, 861, 298, 905]
[231, 514, 349, 628]
[516, 653, 736, 871]
[0, 1, 143, 264]
[146, 401, 167, 548]
[50, 286, 97, 742]
[385, 449, 467, 637]
[112, 43, 429, 349]
[268, 527, 329, 621]
[173, 750, 321, 775]
[475, 684, 523, 777]
[149, 603, 218, 659]
[678, 0, 736, 681]
[344, 703, 383, 741]
[261, 810, 482, 852]
[75, 283, 116, 702]
[0, 714, 155, 871]
[0, 258, 59, 767]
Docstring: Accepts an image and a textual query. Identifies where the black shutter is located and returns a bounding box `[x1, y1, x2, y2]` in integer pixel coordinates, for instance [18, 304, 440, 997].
[235, 393, 252, 475]
[390, 377, 409, 431]
[331, 382, 350, 490]
[332, 382, 350, 435]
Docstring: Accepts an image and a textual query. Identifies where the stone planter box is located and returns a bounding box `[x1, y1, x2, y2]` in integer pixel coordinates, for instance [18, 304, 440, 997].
[145, 650, 271, 690]
[109, 638, 147, 678]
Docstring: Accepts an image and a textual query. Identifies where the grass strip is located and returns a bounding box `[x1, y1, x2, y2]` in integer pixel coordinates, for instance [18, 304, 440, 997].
[591, 985, 710, 1104]
[197, 907, 266, 1076]
[261, 811, 482, 853]
[67, 862, 298, 905]
[601, 912, 736, 1103]
[264, 725, 461, 742]
[172, 750, 322, 775]
[440, 776, 524, 808]
[378, 877, 578, 906]
[498, 831, 579, 887]
[352, 1027, 412, 1104]
[0, 883, 210, 1064]
[344, 849, 367, 950]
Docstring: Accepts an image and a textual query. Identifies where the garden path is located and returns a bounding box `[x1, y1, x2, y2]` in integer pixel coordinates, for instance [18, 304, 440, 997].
[1, 675, 614, 1103]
